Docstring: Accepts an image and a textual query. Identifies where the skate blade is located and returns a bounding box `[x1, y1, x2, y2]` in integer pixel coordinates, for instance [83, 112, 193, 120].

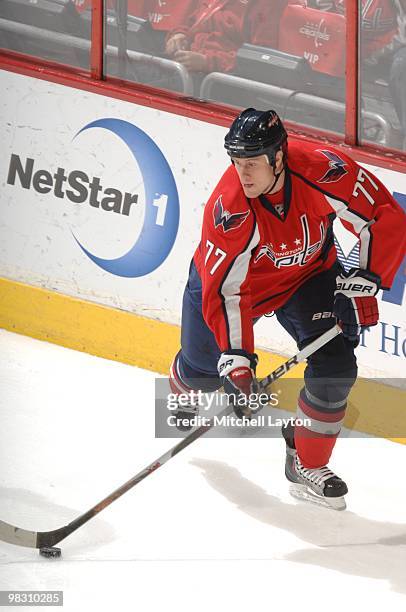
[289, 483, 346, 511]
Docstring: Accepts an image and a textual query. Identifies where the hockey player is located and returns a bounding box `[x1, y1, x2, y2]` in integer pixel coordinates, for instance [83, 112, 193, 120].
[169, 108, 406, 509]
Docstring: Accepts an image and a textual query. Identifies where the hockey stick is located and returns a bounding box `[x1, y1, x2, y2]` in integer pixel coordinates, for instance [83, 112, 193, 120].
[0, 324, 341, 550]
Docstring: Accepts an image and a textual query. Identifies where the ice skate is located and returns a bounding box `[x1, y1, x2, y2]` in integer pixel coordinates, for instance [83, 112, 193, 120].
[282, 424, 348, 511]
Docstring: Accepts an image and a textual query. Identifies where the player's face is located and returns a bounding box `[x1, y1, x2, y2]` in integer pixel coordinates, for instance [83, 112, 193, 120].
[232, 155, 277, 197]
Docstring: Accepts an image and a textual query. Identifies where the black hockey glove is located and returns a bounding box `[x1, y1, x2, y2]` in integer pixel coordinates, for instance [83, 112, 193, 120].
[217, 350, 259, 418]
[333, 268, 380, 341]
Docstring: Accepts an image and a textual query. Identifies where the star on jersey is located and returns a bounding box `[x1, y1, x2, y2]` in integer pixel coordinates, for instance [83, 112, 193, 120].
[213, 195, 250, 233]
[317, 150, 348, 183]
[254, 214, 326, 268]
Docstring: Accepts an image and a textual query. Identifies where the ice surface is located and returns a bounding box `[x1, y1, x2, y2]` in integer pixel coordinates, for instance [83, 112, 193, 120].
[0, 329, 405, 611]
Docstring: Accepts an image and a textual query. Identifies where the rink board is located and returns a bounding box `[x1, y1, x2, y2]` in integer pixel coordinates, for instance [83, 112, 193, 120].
[1, 276, 405, 444]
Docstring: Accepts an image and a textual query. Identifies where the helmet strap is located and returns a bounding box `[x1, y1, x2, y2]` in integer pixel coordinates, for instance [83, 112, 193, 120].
[264, 167, 284, 195]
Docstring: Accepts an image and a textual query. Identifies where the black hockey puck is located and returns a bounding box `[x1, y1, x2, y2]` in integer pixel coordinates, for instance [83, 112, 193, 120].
[39, 546, 62, 559]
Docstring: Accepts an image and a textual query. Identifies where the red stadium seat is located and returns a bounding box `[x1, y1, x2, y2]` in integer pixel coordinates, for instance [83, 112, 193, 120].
[279, 5, 346, 77]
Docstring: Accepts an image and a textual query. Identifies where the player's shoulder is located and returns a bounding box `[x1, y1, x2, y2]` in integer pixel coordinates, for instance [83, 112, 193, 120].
[208, 164, 247, 207]
[287, 140, 359, 192]
[204, 165, 253, 235]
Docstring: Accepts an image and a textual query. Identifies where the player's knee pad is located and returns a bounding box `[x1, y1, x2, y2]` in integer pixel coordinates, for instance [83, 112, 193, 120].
[305, 333, 357, 378]
[169, 351, 221, 394]
[304, 334, 358, 404]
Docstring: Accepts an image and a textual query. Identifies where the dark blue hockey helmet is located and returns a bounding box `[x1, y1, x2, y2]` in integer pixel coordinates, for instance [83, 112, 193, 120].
[224, 108, 288, 167]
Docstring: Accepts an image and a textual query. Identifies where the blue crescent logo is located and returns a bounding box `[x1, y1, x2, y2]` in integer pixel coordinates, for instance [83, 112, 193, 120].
[72, 118, 179, 277]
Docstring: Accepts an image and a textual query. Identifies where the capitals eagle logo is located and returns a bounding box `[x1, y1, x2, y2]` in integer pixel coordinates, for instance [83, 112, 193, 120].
[317, 150, 348, 183]
[213, 195, 250, 232]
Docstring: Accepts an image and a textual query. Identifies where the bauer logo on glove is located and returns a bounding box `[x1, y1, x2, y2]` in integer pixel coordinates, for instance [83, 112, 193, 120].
[217, 350, 259, 418]
[333, 268, 380, 341]
[335, 279, 377, 296]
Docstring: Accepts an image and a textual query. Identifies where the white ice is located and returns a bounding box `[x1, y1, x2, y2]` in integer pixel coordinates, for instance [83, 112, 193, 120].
[0, 329, 405, 611]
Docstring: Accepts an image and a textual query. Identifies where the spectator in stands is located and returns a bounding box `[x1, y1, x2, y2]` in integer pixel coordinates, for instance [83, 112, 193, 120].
[309, 0, 406, 149]
[243, 0, 305, 50]
[131, 0, 199, 54]
[141, 0, 198, 31]
[309, 0, 399, 61]
[165, 0, 250, 75]
[74, 1, 198, 54]
[389, 2, 406, 148]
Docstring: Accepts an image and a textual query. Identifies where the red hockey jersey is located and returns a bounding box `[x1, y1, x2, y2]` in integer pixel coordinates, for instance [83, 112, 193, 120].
[336, 0, 399, 57]
[141, 0, 198, 31]
[244, 0, 306, 51]
[74, 0, 197, 31]
[310, 0, 400, 57]
[193, 141, 406, 353]
[171, 0, 250, 73]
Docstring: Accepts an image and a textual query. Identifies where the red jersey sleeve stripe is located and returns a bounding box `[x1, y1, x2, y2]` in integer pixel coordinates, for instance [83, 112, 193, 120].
[359, 220, 374, 270]
[218, 221, 260, 350]
[324, 195, 369, 232]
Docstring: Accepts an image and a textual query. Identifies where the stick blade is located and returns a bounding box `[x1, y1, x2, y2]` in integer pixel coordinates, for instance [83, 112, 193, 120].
[0, 519, 70, 549]
[0, 519, 38, 548]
